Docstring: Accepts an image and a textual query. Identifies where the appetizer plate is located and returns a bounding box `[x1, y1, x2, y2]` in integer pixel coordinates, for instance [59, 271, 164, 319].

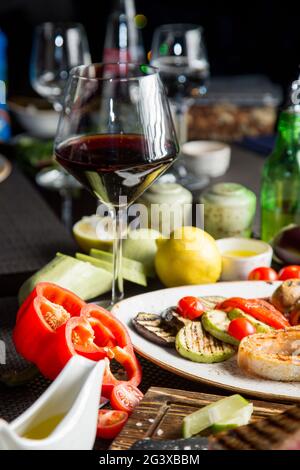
[113, 281, 300, 402]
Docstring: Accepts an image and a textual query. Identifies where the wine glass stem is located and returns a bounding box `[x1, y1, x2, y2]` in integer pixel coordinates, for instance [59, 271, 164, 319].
[110, 207, 125, 305]
[60, 188, 73, 231]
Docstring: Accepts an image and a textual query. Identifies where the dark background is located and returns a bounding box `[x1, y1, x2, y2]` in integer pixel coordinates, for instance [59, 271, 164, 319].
[0, 0, 300, 97]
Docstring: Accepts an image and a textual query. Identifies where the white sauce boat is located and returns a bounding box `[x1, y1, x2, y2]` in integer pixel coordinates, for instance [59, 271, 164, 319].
[0, 355, 104, 450]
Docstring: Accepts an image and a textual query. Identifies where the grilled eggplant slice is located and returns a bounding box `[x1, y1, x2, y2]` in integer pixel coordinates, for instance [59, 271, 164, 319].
[161, 307, 191, 332]
[202, 310, 239, 346]
[176, 321, 235, 363]
[132, 312, 176, 347]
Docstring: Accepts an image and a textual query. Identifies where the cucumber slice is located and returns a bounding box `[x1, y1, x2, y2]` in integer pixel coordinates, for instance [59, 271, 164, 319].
[210, 403, 253, 434]
[228, 308, 273, 333]
[201, 310, 239, 346]
[176, 322, 235, 364]
[182, 394, 250, 438]
[18, 253, 112, 304]
[76, 252, 147, 286]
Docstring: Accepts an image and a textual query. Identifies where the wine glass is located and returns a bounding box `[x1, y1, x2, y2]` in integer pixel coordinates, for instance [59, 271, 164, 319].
[30, 22, 91, 229]
[151, 24, 210, 189]
[54, 63, 179, 305]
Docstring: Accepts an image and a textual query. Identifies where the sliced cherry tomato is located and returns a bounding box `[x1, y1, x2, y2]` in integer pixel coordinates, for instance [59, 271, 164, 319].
[218, 297, 290, 329]
[278, 265, 300, 281]
[228, 318, 256, 341]
[96, 409, 128, 440]
[248, 267, 278, 281]
[290, 309, 300, 326]
[110, 383, 144, 413]
[177, 296, 204, 320]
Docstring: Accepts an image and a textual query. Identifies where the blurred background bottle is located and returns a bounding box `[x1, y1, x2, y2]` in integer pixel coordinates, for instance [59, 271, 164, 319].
[102, 0, 145, 63]
[0, 29, 11, 142]
[261, 77, 300, 242]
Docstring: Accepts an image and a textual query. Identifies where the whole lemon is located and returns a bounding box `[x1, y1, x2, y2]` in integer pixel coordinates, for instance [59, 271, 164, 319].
[155, 226, 222, 287]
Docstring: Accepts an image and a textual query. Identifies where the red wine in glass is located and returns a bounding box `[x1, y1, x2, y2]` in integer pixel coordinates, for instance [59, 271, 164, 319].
[55, 133, 177, 207]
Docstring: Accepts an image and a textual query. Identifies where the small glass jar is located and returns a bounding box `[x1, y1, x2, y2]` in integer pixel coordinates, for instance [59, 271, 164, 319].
[200, 182, 256, 239]
[137, 183, 193, 235]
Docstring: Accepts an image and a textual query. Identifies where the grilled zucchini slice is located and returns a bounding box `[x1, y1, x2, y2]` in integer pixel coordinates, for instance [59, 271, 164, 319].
[201, 310, 239, 346]
[227, 308, 273, 334]
[132, 312, 176, 347]
[176, 321, 235, 363]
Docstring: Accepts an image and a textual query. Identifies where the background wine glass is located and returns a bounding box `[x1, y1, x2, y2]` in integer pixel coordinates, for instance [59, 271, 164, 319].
[151, 23, 210, 189]
[54, 63, 178, 305]
[30, 22, 91, 229]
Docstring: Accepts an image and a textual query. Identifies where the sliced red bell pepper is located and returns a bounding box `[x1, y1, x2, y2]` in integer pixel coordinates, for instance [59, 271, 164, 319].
[16, 282, 85, 322]
[13, 283, 86, 364]
[218, 297, 290, 329]
[80, 304, 133, 352]
[35, 316, 101, 380]
[101, 346, 142, 398]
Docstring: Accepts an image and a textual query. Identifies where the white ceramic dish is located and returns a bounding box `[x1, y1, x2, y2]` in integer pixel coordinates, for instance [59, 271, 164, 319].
[113, 281, 300, 402]
[0, 356, 104, 450]
[9, 100, 58, 139]
[181, 140, 231, 177]
[216, 238, 273, 281]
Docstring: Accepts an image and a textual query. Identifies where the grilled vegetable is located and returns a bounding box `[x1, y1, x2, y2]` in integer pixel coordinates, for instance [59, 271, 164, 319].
[200, 296, 226, 309]
[161, 307, 191, 331]
[238, 326, 300, 381]
[132, 312, 176, 347]
[176, 321, 235, 363]
[228, 308, 273, 333]
[271, 279, 300, 313]
[201, 310, 239, 346]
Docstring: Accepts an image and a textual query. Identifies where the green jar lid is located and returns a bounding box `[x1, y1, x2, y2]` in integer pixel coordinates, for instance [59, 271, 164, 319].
[139, 183, 193, 205]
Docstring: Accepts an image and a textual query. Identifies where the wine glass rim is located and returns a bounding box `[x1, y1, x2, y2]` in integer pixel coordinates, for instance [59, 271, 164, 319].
[69, 63, 159, 81]
[155, 23, 203, 33]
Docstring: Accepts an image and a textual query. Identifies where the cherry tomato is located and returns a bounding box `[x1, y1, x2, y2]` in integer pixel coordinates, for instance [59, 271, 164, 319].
[110, 383, 144, 413]
[96, 409, 128, 440]
[278, 265, 300, 281]
[248, 267, 278, 281]
[228, 318, 256, 341]
[177, 296, 204, 320]
[290, 310, 300, 326]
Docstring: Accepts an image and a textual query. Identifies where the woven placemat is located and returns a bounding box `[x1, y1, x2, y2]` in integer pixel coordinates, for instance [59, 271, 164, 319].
[0, 165, 76, 296]
[0, 296, 219, 425]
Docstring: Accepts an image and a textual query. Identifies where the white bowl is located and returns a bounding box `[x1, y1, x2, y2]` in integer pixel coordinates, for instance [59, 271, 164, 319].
[216, 237, 273, 281]
[9, 98, 59, 139]
[181, 140, 231, 177]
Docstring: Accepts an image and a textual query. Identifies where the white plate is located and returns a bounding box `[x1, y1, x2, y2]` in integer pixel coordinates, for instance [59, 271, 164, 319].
[113, 281, 300, 402]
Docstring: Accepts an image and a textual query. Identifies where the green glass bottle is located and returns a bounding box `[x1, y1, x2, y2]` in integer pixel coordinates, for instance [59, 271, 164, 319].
[261, 108, 300, 242]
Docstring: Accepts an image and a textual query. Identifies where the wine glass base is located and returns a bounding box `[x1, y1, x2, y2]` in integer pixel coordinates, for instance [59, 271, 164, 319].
[35, 167, 81, 191]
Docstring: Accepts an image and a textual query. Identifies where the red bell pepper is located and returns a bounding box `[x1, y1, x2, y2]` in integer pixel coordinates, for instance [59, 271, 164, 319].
[13, 283, 142, 389]
[101, 346, 142, 398]
[80, 304, 133, 351]
[218, 297, 290, 330]
[36, 316, 102, 380]
[16, 282, 85, 322]
[13, 283, 85, 364]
